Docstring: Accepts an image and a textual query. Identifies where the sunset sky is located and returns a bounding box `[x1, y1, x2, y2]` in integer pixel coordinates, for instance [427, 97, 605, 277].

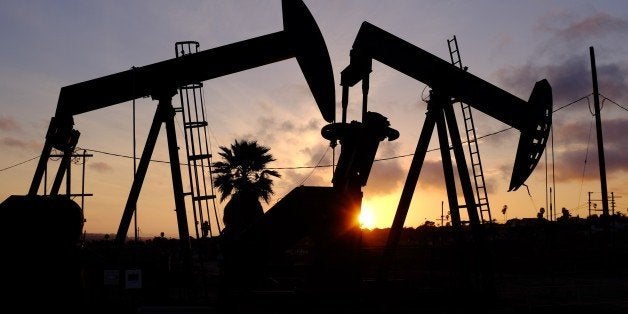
[1, 0, 627, 238]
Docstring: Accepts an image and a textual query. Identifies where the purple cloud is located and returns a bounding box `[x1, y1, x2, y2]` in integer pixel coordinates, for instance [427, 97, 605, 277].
[278, 143, 334, 187]
[1, 136, 41, 151]
[250, 115, 323, 144]
[549, 118, 628, 182]
[0, 115, 22, 132]
[498, 12, 628, 104]
[495, 54, 628, 105]
[365, 143, 406, 195]
[492, 11, 628, 189]
[89, 161, 113, 173]
[415, 159, 446, 191]
[538, 12, 628, 40]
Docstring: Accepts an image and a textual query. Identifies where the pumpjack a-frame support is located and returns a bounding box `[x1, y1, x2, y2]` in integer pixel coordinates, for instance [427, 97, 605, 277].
[382, 90, 481, 266]
[378, 90, 482, 277]
[116, 90, 191, 246]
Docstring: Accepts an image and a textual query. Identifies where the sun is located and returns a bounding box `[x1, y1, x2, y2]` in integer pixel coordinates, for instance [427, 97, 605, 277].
[358, 205, 376, 229]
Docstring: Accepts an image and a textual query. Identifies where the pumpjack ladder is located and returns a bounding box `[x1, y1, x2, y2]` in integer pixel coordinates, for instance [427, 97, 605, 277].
[447, 35, 492, 223]
[175, 41, 222, 238]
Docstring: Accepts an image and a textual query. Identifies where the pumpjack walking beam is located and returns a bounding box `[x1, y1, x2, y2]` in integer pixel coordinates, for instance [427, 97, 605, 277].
[341, 22, 552, 193]
[115, 91, 191, 246]
[378, 90, 480, 279]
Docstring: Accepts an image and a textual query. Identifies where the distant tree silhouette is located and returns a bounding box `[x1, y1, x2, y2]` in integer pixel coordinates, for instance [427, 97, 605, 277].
[213, 139, 280, 233]
[502, 205, 508, 221]
[537, 207, 545, 219]
[558, 207, 571, 221]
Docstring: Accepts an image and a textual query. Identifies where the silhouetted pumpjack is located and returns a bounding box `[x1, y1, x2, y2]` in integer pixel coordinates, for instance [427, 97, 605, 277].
[337, 21, 552, 280]
[20, 0, 336, 249]
[2, 0, 343, 296]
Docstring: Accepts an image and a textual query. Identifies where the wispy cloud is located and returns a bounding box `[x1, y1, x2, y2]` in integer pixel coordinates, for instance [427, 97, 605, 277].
[1, 136, 40, 151]
[272, 143, 333, 191]
[537, 12, 628, 40]
[494, 32, 513, 51]
[88, 161, 113, 174]
[498, 12, 628, 104]
[551, 118, 628, 182]
[365, 142, 405, 195]
[494, 54, 628, 105]
[415, 160, 446, 191]
[0, 115, 22, 132]
[245, 112, 322, 145]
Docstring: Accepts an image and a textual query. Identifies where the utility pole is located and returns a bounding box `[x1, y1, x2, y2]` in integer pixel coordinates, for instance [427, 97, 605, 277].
[588, 191, 592, 217]
[611, 192, 614, 215]
[549, 187, 553, 221]
[589, 47, 610, 218]
[133, 90, 138, 242]
[610, 192, 620, 216]
[440, 201, 444, 227]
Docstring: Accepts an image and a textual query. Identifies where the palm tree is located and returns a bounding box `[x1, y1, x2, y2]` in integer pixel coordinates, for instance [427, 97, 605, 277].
[212, 139, 280, 232]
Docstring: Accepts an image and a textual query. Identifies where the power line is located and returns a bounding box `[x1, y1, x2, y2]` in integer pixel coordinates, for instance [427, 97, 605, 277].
[270, 164, 332, 170]
[81, 148, 173, 165]
[0, 94, 595, 173]
[0, 155, 39, 172]
[600, 94, 628, 112]
[370, 93, 589, 163]
[576, 120, 594, 214]
[297, 146, 330, 186]
[554, 94, 591, 112]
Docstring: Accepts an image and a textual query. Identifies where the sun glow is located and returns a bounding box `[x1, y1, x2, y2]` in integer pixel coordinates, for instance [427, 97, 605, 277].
[359, 205, 376, 229]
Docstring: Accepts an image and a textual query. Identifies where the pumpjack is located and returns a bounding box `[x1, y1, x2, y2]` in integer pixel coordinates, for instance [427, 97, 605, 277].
[0, 0, 341, 305]
[4, 0, 334, 246]
[337, 22, 552, 289]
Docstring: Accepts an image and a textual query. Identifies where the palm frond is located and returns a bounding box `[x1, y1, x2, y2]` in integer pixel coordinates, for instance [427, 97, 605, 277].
[212, 138, 280, 204]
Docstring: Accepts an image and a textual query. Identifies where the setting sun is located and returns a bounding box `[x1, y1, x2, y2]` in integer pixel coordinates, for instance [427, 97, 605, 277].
[359, 205, 376, 229]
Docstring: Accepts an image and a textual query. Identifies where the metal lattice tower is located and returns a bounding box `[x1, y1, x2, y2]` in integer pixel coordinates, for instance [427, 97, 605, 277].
[447, 35, 492, 223]
[175, 41, 222, 238]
